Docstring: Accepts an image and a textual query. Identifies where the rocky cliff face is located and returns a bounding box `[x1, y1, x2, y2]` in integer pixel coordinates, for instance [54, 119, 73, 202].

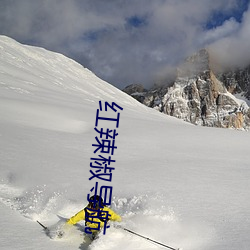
[217, 66, 250, 99]
[123, 49, 250, 130]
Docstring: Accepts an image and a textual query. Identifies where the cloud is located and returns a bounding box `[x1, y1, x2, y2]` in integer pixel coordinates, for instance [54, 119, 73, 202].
[209, 4, 250, 69]
[0, 0, 249, 88]
[200, 18, 240, 45]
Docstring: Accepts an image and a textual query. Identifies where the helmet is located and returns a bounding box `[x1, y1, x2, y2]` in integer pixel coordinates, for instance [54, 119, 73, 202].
[88, 195, 104, 209]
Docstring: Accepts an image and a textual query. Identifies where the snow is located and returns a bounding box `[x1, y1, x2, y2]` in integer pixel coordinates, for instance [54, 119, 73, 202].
[234, 93, 250, 107]
[0, 35, 250, 250]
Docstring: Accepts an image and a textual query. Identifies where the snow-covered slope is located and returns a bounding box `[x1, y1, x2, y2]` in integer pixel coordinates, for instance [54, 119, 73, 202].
[0, 36, 250, 250]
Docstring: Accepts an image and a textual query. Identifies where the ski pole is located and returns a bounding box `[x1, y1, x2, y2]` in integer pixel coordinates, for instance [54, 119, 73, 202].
[122, 227, 180, 250]
[37, 220, 48, 231]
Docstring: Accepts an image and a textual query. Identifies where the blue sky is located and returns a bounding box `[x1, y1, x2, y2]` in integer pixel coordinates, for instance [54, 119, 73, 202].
[205, 0, 249, 28]
[0, 0, 249, 89]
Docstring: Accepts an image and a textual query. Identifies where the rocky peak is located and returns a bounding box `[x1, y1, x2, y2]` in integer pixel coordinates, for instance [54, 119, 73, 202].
[177, 48, 210, 78]
[217, 66, 250, 100]
[122, 83, 147, 103]
[123, 49, 250, 130]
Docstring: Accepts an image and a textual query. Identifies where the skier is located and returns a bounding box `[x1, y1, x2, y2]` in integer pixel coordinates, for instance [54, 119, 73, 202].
[66, 195, 122, 239]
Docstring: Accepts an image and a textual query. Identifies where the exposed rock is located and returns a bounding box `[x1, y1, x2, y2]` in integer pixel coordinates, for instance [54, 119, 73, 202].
[122, 84, 147, 103]
[123, 83, 146, 95]
[123, 49, 250, 130]
[217, 66, 250, 99]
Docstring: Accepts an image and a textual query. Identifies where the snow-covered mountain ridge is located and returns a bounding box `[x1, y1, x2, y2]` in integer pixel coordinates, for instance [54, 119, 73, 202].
[124, 49, 250, 130]
[1, 36, 250, 250]
[0, 35, 144, 109]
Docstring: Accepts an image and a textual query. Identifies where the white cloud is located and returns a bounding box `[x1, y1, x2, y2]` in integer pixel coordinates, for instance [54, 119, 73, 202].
[0, 0, 249, 88]
[209, 5, 250, 68]
[200, 18, 240, 45]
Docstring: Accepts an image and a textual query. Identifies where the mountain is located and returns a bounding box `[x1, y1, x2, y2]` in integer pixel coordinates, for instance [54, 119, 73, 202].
[217, 66, 250, 99]
[123, 49, 250, 130]
[1, 36, 250, 250]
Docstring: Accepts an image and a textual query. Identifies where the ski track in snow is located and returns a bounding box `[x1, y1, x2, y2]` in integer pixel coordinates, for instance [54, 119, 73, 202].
[0, 180, 212, 250]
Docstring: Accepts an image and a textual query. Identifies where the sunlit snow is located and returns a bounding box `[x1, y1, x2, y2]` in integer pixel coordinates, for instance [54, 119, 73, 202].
[0, 36, 250, 250]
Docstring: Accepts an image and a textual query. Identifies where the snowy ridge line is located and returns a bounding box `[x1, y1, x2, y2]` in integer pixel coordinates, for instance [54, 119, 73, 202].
[0, 35, 146, 111]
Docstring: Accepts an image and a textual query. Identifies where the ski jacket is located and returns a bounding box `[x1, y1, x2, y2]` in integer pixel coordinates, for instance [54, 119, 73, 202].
[67, 206, 121, 231]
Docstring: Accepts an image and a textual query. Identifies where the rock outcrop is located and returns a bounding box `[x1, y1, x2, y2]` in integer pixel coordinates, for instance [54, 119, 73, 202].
[123, 49, 250, 130]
